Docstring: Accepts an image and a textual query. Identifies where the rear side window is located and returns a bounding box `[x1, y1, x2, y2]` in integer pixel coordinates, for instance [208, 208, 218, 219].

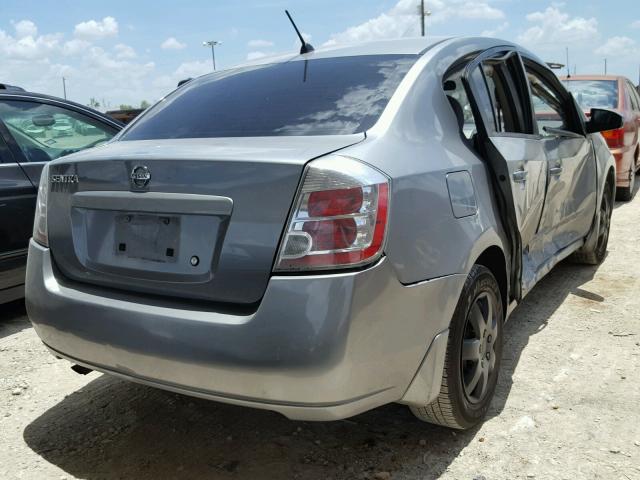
[443, 70, 478, 141]
[122, 55, 417, 139]
[466, 57, 531, 136]
[563, 80, 619, 110]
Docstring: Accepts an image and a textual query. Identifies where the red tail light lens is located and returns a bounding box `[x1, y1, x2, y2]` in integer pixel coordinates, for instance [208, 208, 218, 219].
[602, 127, 625, 148]
[275, 155, 390, 272]
[308, 187, 363, 217]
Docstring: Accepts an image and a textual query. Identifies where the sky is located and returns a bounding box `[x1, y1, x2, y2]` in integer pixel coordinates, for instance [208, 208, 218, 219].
[1, 0, 639, 110]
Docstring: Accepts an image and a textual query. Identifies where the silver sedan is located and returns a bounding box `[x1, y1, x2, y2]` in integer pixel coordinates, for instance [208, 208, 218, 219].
[26, 36, 621, 429]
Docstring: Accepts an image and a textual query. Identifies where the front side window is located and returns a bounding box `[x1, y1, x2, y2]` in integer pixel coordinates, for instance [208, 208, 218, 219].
[121, 55, 417, 140]
[0, 100, 117, 163]
[526, 69, 568, 135]
[563, 80, 619, 110]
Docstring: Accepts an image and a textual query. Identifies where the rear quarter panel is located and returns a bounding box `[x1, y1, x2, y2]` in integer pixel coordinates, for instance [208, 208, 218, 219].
[340, 38, 511, 285]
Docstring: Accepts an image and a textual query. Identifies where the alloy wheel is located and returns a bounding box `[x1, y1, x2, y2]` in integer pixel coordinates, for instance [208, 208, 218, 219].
[461, 291, 499, 404]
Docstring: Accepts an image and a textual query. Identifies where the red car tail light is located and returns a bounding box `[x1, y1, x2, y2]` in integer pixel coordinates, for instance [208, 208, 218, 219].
[274, 155, 390, 272]
[602, 127, 625, 149]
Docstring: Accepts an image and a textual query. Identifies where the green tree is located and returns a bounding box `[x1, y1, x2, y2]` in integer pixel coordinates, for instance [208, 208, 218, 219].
[88, 97, 100, 109]
[140, 100, 151, 109]
[119, 104, 134, 110]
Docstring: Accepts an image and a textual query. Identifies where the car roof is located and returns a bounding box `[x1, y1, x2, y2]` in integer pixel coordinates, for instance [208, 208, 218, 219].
[235, 36, 454, 68]
[217, 36, 536, 75]
[302, 36, 450, 56]
[560, 75, 625, 82]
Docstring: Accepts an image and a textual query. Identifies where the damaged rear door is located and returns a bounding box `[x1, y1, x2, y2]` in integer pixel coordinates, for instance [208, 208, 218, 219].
[462, 48, 549, 301]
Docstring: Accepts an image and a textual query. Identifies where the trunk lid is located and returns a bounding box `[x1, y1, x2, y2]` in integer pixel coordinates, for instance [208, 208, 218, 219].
[47, 135, 363, 304]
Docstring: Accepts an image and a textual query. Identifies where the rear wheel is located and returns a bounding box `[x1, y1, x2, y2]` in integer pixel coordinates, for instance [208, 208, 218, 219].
[573, 181, 612, 265]
[411, 265, 503, 429]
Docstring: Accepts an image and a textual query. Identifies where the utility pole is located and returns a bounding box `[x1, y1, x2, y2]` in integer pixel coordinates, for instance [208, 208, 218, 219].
[604, 58, 607, 75]
[565, 47, 570, 78]
[202, 40, 221, 71]
[62, 77, 67, 100]
[419, 1, 431, 37]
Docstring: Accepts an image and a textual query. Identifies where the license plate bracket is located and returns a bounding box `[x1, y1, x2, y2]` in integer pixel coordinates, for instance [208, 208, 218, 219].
[114, 214, 180, 263]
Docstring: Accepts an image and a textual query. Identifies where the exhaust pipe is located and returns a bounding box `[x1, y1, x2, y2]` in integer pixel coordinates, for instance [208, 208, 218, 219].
[71, 364, 93, 375]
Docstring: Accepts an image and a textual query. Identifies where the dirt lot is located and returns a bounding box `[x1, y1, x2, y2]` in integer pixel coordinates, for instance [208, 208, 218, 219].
[2, 194, 640, 480]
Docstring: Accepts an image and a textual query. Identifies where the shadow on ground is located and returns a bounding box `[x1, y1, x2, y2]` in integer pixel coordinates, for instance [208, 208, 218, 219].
[22, 260, 601, 479]
[488, 260, 599, 422]
[0, 299, 30, 340]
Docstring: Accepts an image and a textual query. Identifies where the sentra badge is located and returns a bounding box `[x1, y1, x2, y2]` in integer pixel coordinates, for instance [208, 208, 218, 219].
[50, 174, 79, 183]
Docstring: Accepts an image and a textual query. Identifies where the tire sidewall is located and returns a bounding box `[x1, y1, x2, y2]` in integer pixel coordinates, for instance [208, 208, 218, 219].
[447, 265, 504, 429]
[595, 182, 613, 261]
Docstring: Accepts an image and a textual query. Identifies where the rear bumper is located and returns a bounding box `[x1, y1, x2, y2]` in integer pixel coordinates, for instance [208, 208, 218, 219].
[26, 240, 465, 420]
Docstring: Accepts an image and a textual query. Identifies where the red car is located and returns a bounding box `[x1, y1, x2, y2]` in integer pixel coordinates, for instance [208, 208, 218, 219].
[562, 75, 640, 200]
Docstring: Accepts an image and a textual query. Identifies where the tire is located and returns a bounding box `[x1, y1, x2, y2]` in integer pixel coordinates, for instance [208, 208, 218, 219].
[411, 265, 503, 430]
[616, 166, 634, 201]
[572, 181, 613, 265]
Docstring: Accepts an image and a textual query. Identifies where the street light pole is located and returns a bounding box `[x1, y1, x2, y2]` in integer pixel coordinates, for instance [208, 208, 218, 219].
[604, 58, 607, 75]
[419, 1, 432, 37]
[62, 77, 67, 100]
[202, 40, 221, 71]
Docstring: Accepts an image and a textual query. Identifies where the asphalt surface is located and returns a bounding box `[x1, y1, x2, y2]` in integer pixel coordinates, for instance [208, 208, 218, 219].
[1, 187, 640, 480]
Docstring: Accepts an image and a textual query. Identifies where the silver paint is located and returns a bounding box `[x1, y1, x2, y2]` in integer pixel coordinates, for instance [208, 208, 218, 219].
[25, 36, 615, 419]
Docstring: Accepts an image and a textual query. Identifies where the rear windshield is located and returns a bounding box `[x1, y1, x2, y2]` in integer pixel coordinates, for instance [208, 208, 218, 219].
[122, 55, 417, 139]
[563, 80, 619, 110]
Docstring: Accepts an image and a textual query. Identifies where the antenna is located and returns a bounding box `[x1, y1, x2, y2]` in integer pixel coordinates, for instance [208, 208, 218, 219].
[285, 10, 314, 54]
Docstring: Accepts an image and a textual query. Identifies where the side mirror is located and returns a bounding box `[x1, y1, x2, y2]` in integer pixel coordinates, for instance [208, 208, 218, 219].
[32, 114, 55, 127]
[585, 108, 623, 134]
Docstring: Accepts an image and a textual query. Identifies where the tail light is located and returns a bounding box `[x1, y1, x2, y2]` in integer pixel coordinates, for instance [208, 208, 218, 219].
[33, 164, 49, 247]
[602, 127, 625, 149]
[274, 155, 389, 272]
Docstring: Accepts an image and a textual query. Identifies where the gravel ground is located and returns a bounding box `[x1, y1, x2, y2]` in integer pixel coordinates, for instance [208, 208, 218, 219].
[2, 192, 640, 480]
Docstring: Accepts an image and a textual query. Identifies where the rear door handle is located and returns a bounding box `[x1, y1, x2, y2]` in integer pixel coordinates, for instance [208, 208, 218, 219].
[512, 169, 528, 183]
[550, 166, 563, 176]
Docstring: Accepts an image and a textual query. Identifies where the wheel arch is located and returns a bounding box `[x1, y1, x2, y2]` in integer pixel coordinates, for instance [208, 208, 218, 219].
[472, 245, 508, 316]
